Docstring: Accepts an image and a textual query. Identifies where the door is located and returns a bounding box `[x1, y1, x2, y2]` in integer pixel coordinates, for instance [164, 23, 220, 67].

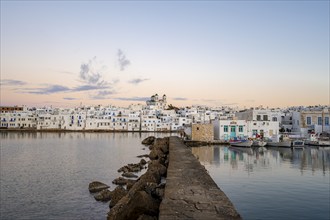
[230, 126, 236, 139]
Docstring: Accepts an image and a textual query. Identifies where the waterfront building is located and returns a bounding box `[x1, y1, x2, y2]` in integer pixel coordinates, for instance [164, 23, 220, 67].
[292, 107, 330, 134]
[213, 119, 248, 141]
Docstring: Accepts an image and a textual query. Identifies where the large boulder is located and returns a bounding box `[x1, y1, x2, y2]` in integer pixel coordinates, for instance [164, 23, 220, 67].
[108, 191, 160, 220]
[89, 181, 110, 193]
[94, 189, 112, 202]
[109, 186, 127, 208]
[142, 136, 156, 145]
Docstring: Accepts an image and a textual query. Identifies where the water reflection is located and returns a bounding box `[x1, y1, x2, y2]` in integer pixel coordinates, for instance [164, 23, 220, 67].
[191, 145, 330, 175]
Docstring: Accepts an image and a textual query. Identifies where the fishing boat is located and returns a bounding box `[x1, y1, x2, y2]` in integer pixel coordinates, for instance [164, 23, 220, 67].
[292, 140, 304, 148]
[252, 139, 267, 147]
[266, 134, 291, 148]
[229, 139, 253, 147]
[305, 133, 330, 147]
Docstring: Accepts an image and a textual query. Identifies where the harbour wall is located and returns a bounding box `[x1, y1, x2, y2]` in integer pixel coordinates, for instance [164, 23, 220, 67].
[159, 136, 241, 219]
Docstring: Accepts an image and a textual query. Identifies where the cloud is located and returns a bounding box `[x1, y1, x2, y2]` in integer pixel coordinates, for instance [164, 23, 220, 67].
[114, 97, 149, 102]
[21, 85, 70, 94]
[79, 56, 106, 85]
[91, 90, 116, 100]
[128, 78, 149, 85]
[117, 49, 131, 71]
[1, 79, 27, 86]
[173, 97, 188, 101]
[19, 84, 110, 95]
[63, 97, 78, 100]
[72, 84, 110, 92]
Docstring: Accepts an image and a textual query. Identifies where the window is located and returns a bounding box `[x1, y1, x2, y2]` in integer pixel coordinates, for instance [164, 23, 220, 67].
[318, 117, 322, 125]
[306, 117, 311, 125]
[257, 115, 261, 121]
[272, 117, 277, 122]
[252, 130, 257, 135]
[231, 126, 236, 132]
[239, 126, 243, 132]
[263, 115, 268, 121]
[224, 125, 228, 132]
[325, 117, 329, 126]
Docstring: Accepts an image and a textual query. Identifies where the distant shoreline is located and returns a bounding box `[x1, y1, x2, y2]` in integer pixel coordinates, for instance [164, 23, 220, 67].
[0, 128, 178, 133]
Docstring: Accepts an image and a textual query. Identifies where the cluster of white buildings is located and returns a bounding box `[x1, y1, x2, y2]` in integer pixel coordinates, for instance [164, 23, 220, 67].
[1, 94, 329, 141]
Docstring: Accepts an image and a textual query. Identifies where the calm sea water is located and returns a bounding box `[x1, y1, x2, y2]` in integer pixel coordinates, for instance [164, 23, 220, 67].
[192, 145, 330, 220]
[0, 132, 171, 220]
[1, 133, 329, 220]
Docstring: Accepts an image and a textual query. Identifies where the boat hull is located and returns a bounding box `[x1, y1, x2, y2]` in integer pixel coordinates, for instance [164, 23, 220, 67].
[267, 141, 291, 148]
[252, 140, 267, 147]
[230, 140, 253, 147]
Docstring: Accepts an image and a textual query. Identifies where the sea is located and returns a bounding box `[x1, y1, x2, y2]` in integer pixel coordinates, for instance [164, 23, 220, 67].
[0, 132, 329, 220]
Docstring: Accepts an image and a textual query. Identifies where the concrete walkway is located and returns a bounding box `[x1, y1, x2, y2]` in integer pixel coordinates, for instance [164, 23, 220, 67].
[159, 137, 242, 220]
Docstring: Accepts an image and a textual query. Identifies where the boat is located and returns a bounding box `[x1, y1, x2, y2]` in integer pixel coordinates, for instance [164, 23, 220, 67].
[252, 139, 267, 147]
[229, 139, 253, 147]
[266, 134, 291, 148]
[305, 133, 330, 147]
[292, 140, 304, 148]
[266, 140, 292, 147]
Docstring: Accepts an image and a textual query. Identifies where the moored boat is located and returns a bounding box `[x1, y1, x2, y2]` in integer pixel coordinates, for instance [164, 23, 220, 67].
[292, 140, 304, 148]
[305, 133, 330, 147]
[229, 139, 253, 147]
[252, 139, 267, 147]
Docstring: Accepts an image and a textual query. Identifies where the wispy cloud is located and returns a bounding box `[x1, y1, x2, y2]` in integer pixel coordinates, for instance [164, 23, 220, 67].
[72, 84, 110, 92]
[114, 97, 149, 102]
[79, 56, 107, 85]
[21, 85, 70, 94]
[63, 97, 79, 100]
[173, 97, 188, 101]
[117, 49, 131, 71]
[91, 90, 116, 100]
[128, 78, 149, 85]
[19, 84, 110, 95]
[1, 79, 27, 86]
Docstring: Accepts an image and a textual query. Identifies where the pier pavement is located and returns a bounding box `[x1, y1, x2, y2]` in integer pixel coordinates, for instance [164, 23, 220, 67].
[159, 136, 241, 220]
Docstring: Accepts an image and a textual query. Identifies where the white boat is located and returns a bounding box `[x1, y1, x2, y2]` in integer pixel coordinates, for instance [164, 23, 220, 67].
[229, 139, 253, 147]
[292, 140, 304, 148]
[266, 140, 292, 147]
[266, 134, 291, 148]
[252, 140, 267, 147]
[305, 133, 330, 147]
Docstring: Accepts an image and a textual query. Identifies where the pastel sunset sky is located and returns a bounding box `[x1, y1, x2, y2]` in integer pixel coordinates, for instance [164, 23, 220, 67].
[1, 1, 329, 108]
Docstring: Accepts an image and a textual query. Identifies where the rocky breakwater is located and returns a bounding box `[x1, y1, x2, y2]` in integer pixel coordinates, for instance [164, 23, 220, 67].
[106, 136, 169, 220]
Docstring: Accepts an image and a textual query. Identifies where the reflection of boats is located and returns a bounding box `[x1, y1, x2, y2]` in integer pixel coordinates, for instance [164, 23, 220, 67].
[252, 139, 267, 147]
[292, 140, 304, 149]
[229, 146, 253, 155]
[305, 133, 330, 147]
[229, 139, 253, 147]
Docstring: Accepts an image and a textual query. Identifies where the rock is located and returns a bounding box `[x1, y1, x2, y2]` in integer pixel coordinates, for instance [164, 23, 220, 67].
[94, 189, 112, 202]
[140, 158, 147, 165]
[137, 214, 157, 220]
[108, 191, 160, 220]
[142, 136, 156, 145]
[137, 154, 149, 158]
[109, 186, 127, 208]
[122, 172, 138, 178]
[148, 160, 167, 177]
[112, 177, 129, 186]
[89, 181, 110, 193]
[126, 179, 136, 191]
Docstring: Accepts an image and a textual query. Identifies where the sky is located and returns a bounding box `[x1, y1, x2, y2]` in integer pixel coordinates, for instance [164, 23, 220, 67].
[1, 1, 329, 108]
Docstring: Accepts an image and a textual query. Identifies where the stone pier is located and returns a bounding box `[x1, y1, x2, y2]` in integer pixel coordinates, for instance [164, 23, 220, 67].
[159, 136, 241, 220]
